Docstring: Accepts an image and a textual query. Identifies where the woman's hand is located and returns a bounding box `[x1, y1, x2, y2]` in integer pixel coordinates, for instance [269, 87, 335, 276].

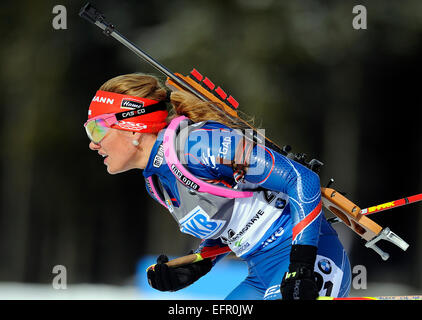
[280, 266, 319, 300]
[280, 245, 319, 300]
[147, 254, 212, 292]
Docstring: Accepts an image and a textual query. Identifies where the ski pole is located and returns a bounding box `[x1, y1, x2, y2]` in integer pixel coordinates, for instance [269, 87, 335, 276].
[147, 246, 232, 271]
[327, 193, 422, 224]
[361, 193, 422, 216]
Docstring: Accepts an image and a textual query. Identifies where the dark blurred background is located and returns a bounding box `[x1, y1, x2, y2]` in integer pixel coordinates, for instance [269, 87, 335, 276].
[0, 0, 420, 296]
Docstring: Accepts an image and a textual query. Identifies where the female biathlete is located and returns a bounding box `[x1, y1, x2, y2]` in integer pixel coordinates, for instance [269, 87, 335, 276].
[84, 73, 351, 300]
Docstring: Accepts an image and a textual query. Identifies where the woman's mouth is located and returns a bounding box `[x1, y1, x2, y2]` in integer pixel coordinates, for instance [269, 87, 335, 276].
[100, 153, 108, 163]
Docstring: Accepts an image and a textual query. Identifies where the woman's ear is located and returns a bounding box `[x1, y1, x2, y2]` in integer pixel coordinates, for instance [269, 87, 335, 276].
[130, 132, 141, 147]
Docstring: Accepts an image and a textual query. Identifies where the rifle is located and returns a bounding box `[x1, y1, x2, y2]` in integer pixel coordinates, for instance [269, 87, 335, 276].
[79, 3, 417, 261]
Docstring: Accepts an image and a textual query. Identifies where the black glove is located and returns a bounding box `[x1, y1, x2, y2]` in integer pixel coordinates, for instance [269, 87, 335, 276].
[147, 254, 213, 292]
[280, 245, 319, 300]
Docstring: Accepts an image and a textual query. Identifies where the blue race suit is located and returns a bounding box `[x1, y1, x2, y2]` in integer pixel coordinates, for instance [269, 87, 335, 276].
[143, 120, 351, 299]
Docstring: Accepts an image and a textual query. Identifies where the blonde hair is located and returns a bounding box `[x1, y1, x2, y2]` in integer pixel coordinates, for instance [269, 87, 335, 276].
[99, 73, 256, 130]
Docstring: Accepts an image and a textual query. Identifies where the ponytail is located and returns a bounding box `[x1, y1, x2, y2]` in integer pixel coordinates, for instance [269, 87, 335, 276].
[99, 73, 256, 130]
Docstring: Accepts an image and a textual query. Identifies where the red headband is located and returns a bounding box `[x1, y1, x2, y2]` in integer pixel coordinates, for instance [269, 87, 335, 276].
[88, 90, 169, 133]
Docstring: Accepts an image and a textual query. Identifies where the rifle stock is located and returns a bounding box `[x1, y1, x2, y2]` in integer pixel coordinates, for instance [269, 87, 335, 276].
[321, 187, 382, 241]
[166, 70, 239, 118]
[321, 187, 409, 260]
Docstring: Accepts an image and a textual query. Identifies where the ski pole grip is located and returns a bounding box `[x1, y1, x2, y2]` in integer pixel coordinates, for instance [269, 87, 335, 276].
[146, 253, 203, 272]
[165, 253, 204, 268]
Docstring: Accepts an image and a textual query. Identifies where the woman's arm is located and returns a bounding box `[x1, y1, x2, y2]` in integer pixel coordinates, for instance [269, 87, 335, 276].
[245, 144, 322, 247]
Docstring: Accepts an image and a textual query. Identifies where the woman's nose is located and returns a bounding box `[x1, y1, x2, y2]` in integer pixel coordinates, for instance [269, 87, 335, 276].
[89, 141, 100, 150]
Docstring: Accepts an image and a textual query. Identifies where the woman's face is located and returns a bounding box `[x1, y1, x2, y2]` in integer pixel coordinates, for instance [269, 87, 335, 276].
[89, 128, 157, 174]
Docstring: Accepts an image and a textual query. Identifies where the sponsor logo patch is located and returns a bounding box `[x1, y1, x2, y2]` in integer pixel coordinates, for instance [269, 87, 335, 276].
[92, 96, 114, 105]
[318, 258, 332, 275]
[261, 226, 285, 248]
[264, 285, 281, 300]
[179, 206, 225, 239]
[120, 99, 145, 110]
[171, 164, 199, 190]
[221, 209, 266, 244]
[153, 144, 164, 168]
[117, 121, 147, 131]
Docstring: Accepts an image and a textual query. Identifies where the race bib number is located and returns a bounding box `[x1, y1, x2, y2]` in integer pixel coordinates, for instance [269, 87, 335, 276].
[314, 255, 343, 297]
[264, 255, 345, 300]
